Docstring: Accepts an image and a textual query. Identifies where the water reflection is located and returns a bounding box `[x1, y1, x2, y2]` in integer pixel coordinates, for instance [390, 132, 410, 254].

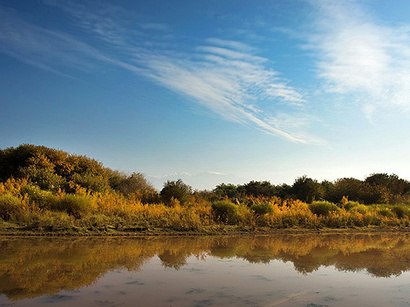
[1, 233, 410, 300]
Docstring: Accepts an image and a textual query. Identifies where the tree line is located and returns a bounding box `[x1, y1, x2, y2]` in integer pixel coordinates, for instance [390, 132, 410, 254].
[213, 174, 410, 205]
[1, 144, 409, 206]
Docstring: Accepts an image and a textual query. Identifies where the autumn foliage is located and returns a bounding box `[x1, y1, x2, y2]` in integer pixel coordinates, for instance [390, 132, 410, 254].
[1, 144, 410, 233]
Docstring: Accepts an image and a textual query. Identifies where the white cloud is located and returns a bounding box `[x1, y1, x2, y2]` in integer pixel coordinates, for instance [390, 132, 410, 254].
[207, 171, 226, 176]
[311, 0, 410, 118]
[136, 40, 312, 143]
[205, 38, 254, 52]
[197, 46, 266, 63]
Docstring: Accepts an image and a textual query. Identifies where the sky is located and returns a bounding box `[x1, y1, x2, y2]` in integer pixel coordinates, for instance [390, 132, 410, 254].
[1, 0, 410, 190]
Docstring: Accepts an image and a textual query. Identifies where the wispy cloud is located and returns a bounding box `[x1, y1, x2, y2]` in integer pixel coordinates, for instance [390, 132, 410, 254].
[136, 40, 311, 143]
[205, 38, 254, 52]
[310, 0, 410, 119]
[0, 1, 319, 144]
[267, 113, 325, 145]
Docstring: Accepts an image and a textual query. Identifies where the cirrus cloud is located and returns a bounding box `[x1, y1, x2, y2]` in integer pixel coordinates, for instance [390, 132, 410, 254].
[310, 0, 410, 119]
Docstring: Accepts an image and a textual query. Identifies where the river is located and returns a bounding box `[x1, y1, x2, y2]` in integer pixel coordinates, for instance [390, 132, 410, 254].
[1, 233, 410, 306]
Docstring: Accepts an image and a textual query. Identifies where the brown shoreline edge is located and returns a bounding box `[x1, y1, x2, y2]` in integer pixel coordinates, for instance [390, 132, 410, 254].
[1, 227, 410, 237]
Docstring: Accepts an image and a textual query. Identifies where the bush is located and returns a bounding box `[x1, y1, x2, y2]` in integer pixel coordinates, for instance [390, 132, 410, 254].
[0, 194, 23, 221]
[71, 173, 109, 193]
[212, 200, 237, 223]
[56, 194, 94, 218]
[212, 200, 251, 225]
[390, 205, 410, 219]
[21, 166, 66, 192]
[251, 202, 273, 215]
[309, 201, 340, 216]
[20, 184, 59, 209]
[352, 204, 369, 215]
[377, 206, 393, 218]
[342, 201, 361, 211]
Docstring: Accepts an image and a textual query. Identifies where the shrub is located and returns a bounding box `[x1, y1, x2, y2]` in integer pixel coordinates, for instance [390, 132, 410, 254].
[390, 205, 410, 219]
[350, 204, 368, 215]
[212, 200, 250, 225]
[212, 200, 237, 223]
[71, 173, 109, 193]
[21, 166, 66, 192]
[20, 184, 59, 209]
[56, 194, 94, 218]
[309, 201, 340, 216]
[377, 206, 393, 218]
[0, 194, 23, 221]
[251, 202, 273, 215]
[342, 201, 361, 211]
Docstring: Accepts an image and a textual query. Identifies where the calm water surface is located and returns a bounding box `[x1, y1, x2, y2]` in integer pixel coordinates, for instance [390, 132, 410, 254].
[1, 234, 410, 306]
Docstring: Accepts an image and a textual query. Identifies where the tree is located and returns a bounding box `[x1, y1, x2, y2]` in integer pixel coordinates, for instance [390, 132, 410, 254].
[117, 172, 154, 196]
[321, 180, 334, 201]
[213, 183, 239, 199]
[242, 180, 276, 198]
[366, 173, 410, 197]
[160, 179, 192, 205]
[19, 151, 66, 191]
[365, 173, 391, 187]
[276, 183, 292, 199]
[329, 178, 365, 203]
[291, 176, 325, 203]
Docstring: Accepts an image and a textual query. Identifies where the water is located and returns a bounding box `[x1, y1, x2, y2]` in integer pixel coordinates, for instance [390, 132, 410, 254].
[1, 233, 410, 306]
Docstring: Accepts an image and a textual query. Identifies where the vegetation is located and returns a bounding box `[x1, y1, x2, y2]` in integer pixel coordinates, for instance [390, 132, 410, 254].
[1, 144, 410, 233]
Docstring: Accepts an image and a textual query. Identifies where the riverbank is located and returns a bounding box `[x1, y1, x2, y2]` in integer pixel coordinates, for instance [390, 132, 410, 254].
[1, 223, 410, 237]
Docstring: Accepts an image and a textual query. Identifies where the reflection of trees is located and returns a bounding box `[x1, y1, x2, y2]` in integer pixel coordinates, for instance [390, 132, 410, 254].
[158, 250, 187, 269]
[1, 234, 410, 300]
[0, 238, 154, 300]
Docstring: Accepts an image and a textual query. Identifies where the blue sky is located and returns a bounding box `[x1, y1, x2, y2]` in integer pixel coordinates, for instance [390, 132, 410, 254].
[1, 0, 410, 190]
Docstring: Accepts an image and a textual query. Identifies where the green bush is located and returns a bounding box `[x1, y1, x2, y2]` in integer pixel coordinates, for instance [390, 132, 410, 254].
[212, 200, 237, 223]
[342, 201, 361, 211]
[21, 167, 66, 192]
[0, 194, 23, 221]
[251, 202, 273, 215]
[350, 204, 368, 215]
[21, 184, 58, 209]
[56, 194, 94, 218]
[212, 200, 251, 225]
[71, 173, 109, 193]
[309, 201, 340, 216]
[377, 206, 393, 218]
[390, 205, 410, 219]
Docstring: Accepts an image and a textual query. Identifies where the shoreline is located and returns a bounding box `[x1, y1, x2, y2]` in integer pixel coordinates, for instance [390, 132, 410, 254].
[1, 226, 410, 237]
